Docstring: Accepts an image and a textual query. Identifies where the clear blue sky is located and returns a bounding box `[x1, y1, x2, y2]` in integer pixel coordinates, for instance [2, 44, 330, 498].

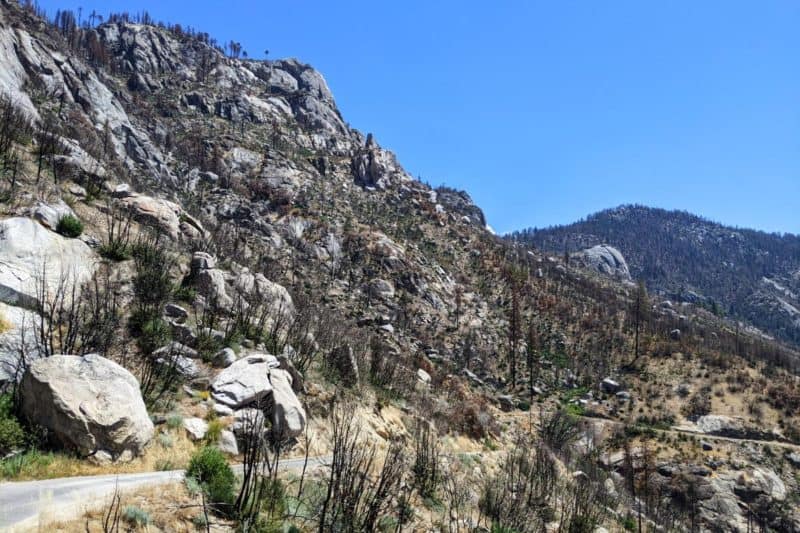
[37, 1, 800, 235]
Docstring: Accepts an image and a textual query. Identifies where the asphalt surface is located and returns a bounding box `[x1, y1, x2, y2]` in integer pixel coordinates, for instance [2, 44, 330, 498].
[0, 456, 327, 531]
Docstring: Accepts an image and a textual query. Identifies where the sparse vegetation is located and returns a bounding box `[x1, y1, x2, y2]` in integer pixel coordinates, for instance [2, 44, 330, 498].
[55, 214, 83, 238]
[122, 505, 152, 527]
[186, 446, 236, 515]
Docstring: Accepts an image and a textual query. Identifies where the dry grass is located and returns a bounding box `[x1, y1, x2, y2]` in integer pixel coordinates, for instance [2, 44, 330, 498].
[4, 429, 198, 481]
[0, 309, 12, 335]
[45, 481, 234, 532]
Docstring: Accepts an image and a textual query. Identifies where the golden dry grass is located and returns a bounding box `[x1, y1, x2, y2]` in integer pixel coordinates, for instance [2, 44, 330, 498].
[4, 429, 198, 481]
[45, 481, 235, 532]
[0, 309, 12, 335]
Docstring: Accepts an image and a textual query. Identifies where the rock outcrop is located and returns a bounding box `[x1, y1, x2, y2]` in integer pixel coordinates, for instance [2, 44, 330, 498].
[20, 354, 154, 461]
[571, 244, 631, 281]
[0, 217, 96, 309]
[269, 368, 306, 439]
[210, 353, 306, 437]
[211, 354, 276, 408]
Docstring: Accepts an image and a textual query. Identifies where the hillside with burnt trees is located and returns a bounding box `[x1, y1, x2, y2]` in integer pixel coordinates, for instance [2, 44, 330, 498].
[0, 2, 799, 530]
[512, 204, 800, 347]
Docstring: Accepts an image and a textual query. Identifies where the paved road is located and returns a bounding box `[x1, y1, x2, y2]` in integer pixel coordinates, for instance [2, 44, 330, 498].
[0, 456, 328, 532]
[584, 416, 800, 451]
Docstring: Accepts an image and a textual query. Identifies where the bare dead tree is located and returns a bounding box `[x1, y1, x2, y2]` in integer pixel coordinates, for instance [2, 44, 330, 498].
[100, 200, 134, 261]
[317, 401, 407, 532]
[33, 263, 82, 357]
[102, 480, 122, 532]
[479, 434, 558, 532]
[441, 457, 473, 533]
[139, 342, 183, 408]
[412, 419, 440, 499]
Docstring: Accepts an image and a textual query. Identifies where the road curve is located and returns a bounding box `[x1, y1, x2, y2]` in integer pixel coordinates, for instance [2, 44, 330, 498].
[0, 456, 328, 532]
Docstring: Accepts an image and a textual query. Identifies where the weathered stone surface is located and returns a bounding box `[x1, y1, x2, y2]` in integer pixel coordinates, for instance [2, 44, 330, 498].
[211, 354, 276, 408]
[118, 193, 183, 239]
[217, 430, 239, 455]
[0, 217, 96, 309]
[734, 467, 786, 502]
[417, 368, 431, 384]
[572, 245, 631, 281]
[368, 278, 395, 299]
[329, 344, 359, 386]
[20, 354, 153, 460]
[0, 302, 40, 385]
[191, 252, 216, 273]
[695, 415, 743, 435]
[156, 354, 200, 380]
[269, 368, 306, 439]
[232, 408, 265, 436]
[213, 403, 234, 417]
[276, 354, 303, 392]
[600, 377, 620, 394]
[29, 200, 77, 231]
[195, 268, 232, 308]
[153, 342, 199, 359]
[233, 270, 295, 318]
[787, 452, 800, 468]
[164, 303, 189, 321]
[213, 347, 237, 368]
[183, 417, 209, 441]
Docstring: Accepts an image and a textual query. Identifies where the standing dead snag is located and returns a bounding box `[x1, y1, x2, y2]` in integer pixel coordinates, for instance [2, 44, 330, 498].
[318, 401, 406, 532]
[412, 419, 440, 499]
[235, 400, 282, 528]
[504, 265, 527, 388]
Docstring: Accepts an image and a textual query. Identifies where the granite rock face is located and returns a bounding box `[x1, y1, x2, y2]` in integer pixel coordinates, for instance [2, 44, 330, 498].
[0, 217, 96, 309]
[572, 245, 631, 281]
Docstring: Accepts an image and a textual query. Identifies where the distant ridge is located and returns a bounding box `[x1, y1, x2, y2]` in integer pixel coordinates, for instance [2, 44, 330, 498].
[511, 204, 800, 346]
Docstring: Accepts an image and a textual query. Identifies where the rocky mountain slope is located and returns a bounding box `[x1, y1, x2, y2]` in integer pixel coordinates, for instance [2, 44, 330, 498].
[0, 2, 799, 531]
[512, 205, 800, 347]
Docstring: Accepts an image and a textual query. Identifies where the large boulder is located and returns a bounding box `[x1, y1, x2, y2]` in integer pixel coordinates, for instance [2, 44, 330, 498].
[233, 270, 295, 318]
[195, 268, 233, 308]
[20, 354, 154, 461]
[28, 200, 76, 231]
[571, 245, 631, 281]
[117, 193, 182, 239]
[0, 217, 96, 309]
[695, 415, 744, 435]
[734, 467, 786, 502]
[211, 354, 277, 408]
[269, 368, 306, 439]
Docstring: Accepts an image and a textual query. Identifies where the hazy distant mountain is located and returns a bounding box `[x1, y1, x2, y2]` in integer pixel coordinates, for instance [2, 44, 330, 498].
[511, 205, 800, 346]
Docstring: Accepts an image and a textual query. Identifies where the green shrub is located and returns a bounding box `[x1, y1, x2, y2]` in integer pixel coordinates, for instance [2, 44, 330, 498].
[157, 433, 174, 448]
[0, 449, 54, 479]
[191, 514, 208, 529]
[98, 241, 131, 261]
[130, 312, 171, 355]
[622, 516, 637, 531]
[165, 413, 184, 430]
[55, 214, 83, 238]
[123, 505, 152, 526]
[186, 446, 235, 512]
[0, 394, 26, 455]
[173, 284, 197, 303]
[0, 418, 25, 455]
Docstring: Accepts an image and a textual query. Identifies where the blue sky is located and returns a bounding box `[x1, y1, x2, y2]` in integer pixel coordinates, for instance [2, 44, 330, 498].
[37, 1, 800, 235]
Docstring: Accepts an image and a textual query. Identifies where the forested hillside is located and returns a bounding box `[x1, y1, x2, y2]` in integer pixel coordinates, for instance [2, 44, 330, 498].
[512, 205, 800, 346]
